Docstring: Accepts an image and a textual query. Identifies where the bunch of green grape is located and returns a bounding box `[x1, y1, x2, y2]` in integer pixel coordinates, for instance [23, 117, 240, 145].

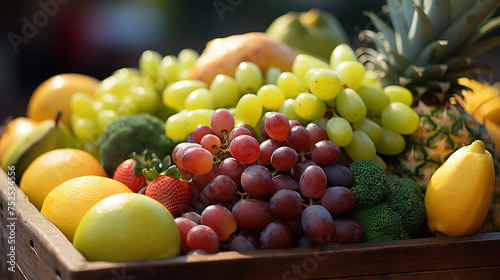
[163, 44, 419, 169]
[70, 49, 199, 148]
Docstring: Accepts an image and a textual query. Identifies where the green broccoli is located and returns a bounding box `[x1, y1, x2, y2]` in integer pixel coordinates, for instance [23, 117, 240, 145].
[350, 202, 410, 242]
[98, 113, 177, 176]
[385, 175, 426, 234]
[350, 160, 389, 208]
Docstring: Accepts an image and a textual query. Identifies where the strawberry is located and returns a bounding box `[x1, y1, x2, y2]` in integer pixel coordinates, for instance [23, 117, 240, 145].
[113, 159, 147, 192]
[145, 175, 193, 217]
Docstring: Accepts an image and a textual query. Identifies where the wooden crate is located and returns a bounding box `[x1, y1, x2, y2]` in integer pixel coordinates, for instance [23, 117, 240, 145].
[2, 169, 500, 280]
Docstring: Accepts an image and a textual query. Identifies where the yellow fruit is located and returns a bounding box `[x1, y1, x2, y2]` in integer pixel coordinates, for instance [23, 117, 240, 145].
[40, 175, 132, 242]
[425, 140, 495, 236]
[73, 193, 180, 261]
[459, 77, 499, 113]
[474, 95, 500, 127]
[0, 117, 38, 163]
[20, 148, 108, 210]
[483, 119, 500, 155]
[27, 73, 99, 129]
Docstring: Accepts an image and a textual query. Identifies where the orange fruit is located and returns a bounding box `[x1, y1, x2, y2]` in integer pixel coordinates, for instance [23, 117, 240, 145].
[27, 73, 99, 129]
[0, 117, 38, 163]
[40, 175, 132, 242]
[425, 140, 495, 236]
[73, 193, 180, 261]
[20, 148, 108, 210]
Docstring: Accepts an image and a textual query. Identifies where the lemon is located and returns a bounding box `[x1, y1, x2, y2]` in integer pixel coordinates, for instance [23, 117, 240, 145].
[41, 175, 132, 242]
[27, 73, 99, 129]
[20, 148, 108, 210]
[73, 193, 181, 261]
[425, 140, 495, 236]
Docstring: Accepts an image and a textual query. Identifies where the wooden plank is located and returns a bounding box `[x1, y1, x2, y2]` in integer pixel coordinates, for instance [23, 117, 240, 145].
[2, 168, 500, 280]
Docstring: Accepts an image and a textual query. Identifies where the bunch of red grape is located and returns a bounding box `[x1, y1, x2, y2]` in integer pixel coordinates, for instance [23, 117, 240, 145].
[171, 109, 365, 254]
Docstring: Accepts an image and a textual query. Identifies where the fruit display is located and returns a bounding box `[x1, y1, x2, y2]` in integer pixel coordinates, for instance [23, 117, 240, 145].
[2, 1, 500, 270]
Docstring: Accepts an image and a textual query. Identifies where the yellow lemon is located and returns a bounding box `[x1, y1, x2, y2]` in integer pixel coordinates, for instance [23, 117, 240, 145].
[425, 140, 495, 236]
[73, 193, 181, 261]
[41, 175, 132, 242]
[20, 148, 108, 210]
[27, 73, 99, 129]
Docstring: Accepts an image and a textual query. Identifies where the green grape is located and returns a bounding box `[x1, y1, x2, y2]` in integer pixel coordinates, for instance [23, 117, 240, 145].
[165, 110, 190, 141]
[162, 80, 208, 111]
[209, 74, 241, 108]
[73, 117, 101, 142]
[265, 66, 282, 84]
[326, 117, 353, 147]
[235, 61, 263, 93]
[257, 84, 285, 110]
[96, 109, 118, 132]
[186, 109, 214, 133]
[132, 86, 160, 113]
[312, 117, 328, 129]
[330, 43, 357, 70]
[308, 68, 342, 100]
[334, 61, 365, 90]
[178, 68, 192, 81]
[98, 92, 121, 111]
[96, 76, 130, 99]
[178, 48, 199, 69]
[355, 84, 390, 114]
[139, 50, 162, 79]
[344, 130, 376, 161]
[121, 95, 140, 115]
[361, 69, 383, 88]
[276, 71, 304, 99]
[184, 88, 215, 110]
[234, 93, 263, 128]
[278, 99, 307, 125]
[335, 88, 367, 123]
[384, 85, 414, 106]
[380, 102, 420, 135]
[294, 93, 327, 121]
[71, 92, 96, 119]
[112, 67, 141, 82]
[291, 54, 330, 85]
[159, 55, 180, 84]
[375, 127, 406, 155]
[372, 154, 387, 171]
[352, 118, 382, 143]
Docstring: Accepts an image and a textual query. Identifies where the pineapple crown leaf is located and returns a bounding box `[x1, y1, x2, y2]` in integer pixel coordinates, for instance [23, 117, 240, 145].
[463, 16, 500, 49]
[407, 4, 435, 62]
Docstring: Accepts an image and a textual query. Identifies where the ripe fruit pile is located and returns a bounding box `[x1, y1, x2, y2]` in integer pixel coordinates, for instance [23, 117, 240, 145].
[164, 44, 420, 169]
[162, 108, 365, 253]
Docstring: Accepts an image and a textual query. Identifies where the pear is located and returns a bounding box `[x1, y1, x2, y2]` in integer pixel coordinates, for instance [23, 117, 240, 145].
[266, 8, 348, 61]
[2, 112, 76, 184]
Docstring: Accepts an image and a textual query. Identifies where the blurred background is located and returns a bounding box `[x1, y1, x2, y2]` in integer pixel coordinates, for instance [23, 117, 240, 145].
[2, 0, 500, 121]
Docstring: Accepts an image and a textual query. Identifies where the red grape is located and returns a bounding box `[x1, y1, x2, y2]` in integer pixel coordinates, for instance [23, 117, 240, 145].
[241, 165, 272, 197]
[201, 205, 237, 241]
[260, 222, 293, 249]
[270, 189, 303, 218]
[229, 135, 260, 164]
[180, 211, 201, 225]
[322, 164, 354, 188]
[235, 123, 258, 139]
[181, 147, 214, 175]
[271, 146, 298, 171]
[291, 159, 318, 183]
[330, 219, 365, 244]
[286, 125, 311, 151]
[228, 230, 260, 252]
[259, 139, 285, 166]
[228, 127, 252, 143]
[232, 198, 274, 231]
[289, 119, 303, 127]
[301, 205, 334, 244]
[264, 113, 291, 142]
[269, 174, 299, 196]
[218, 157, 246, 187]
[201, 134, 221, 154]
[321, 186, 356, 215]
[192, 165, 219, 191]
[174, 217, 198, 254]
[172, 142, 200, 171]
[306, 122, 329, 149]
[186, 225, 219, 254]
[209, 175, 237, 202]
[211, 108, 235, 140]
[299, 165, 327, 198]
[193, 125, 214, 144]
[311, 140, 341, 165]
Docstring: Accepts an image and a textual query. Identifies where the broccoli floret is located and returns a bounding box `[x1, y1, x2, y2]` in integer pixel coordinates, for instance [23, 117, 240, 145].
[350, 202, 409, 242]
[98, 113, 177, 176]
[350, 160, 389, 208]
[385, 175, 426, 235]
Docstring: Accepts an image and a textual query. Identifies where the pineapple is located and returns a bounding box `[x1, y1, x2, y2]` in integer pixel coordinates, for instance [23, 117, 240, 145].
[356, 0, 500, 231]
